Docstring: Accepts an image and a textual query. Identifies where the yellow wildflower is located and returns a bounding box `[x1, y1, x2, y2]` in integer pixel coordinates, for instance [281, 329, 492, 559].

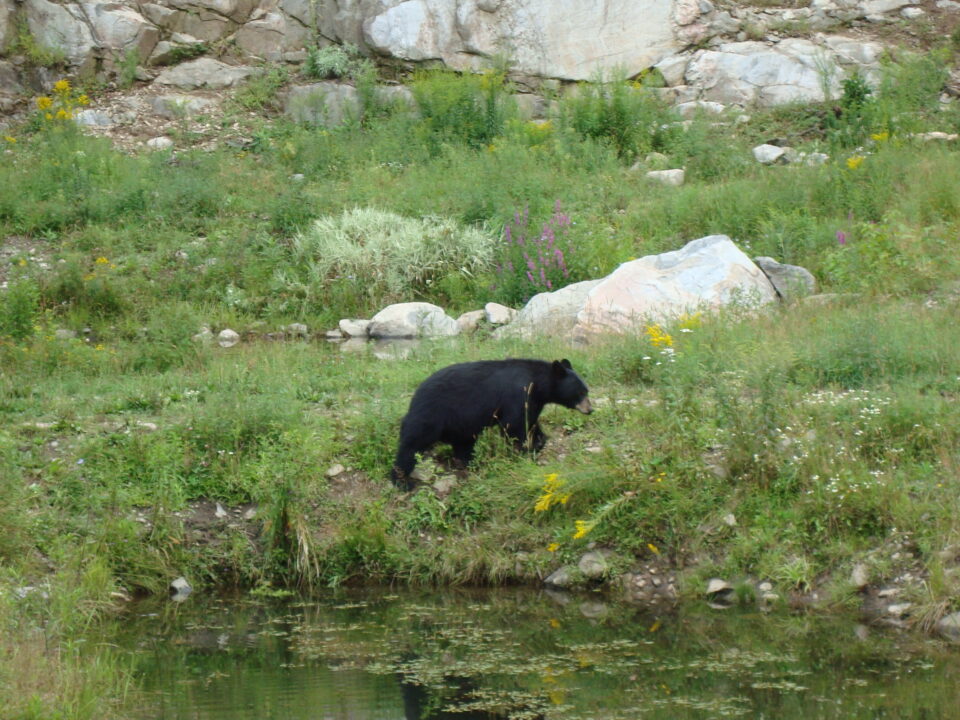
[54, 79, 71, 94]
[546, 542, 560, 552]
[534, 473, 571, 512]
[645, 324, 673, 347]
[572, 519, 596, 540]
[77, 94, 90, 106]
[846, 155, 865, 170]
[3, 136, 15, 144]
[37, 96, 53, 110]
[647, 542, 660, 555]
[18, 258, 27, 267]
[870, 131, 889, 142]
[45, 113, 53, 121]
[55, 109, 71, 120]
[94, 344, 105, 351]
[95, 257, 110, 265]
[548, 618, 560, 629]
[677, 311, 702, 331]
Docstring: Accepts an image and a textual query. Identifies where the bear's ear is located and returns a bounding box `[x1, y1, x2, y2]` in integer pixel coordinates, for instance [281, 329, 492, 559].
[560, 358, 572, 369]
[551, 360, 568, 377]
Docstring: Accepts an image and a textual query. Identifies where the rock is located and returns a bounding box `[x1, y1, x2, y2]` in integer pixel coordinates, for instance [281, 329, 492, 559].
[192, 326, 214, 344]
[753, 143, 787, 164]
[496, 279, 602, 337]
[25, 0, 96, 68]
[722, 513, 737, 527]
[687, 39, 842, 106]
[936, 612, 960, 641]
[214, 502, 227, 518]
[432, 475, 457, 497]
[217, 328, 240, 347]
[338, 318, 370, 338]
[544, 565, 576, 588]
[170, 576, 192, 600]
[155, 58, 256, 90]
[54, 328, 77, 340]
[573, 235, 777, 338]
[363, 0, 682, 81]
[706, 578, 733, 596]
[851, 563, 870, 589]
[483, 302, 516, 325]
[646, 169, 685, 186]
[325, 463, 345, 478]
[675, 100, 726, 117]
[456, 309, 486, 334]
[74, 109, 114, 127]
[912, 132, 959, 142]
[900, 7, 925, 19]
[85, 2, 160, 65]
[284, 322, 309, 337]
[368, 302, 459, 338]
[146, 136, 174, 150]
[577, 550, 612, 580]
[0, 0, 13, 54]
[285, 82, 359, 127]
[234, 10, 310, 61]
[753, 256, 816, 301]
[887, 602, 911, 618]
[150, 94, 216, 119]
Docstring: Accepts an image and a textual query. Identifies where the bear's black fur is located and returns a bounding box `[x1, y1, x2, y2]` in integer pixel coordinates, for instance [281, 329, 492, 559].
[390, 358, 592, 490]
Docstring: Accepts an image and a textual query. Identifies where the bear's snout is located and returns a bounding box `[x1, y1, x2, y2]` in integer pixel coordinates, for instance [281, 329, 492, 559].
[575, 397, 593, 414]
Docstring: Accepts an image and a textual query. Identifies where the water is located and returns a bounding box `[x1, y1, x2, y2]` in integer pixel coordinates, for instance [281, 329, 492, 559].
[115, 588, 960, 719]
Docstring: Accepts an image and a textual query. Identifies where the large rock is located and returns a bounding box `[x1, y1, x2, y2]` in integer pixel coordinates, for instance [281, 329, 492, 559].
[753, 256, 816, 301]
[285, 82, 359, 126]
[574, 236, 777, 337]
[0, 0, 14, 54]
[368, 302, 459, 338]
[234, 10, 310, 60]
[363, 0, 684, 80]
[686, 39, 842, 106]
[154, 58, 256, 89]
[25, 0, 97, 67]
[495, 279, 602, 338]
[85, 2, 160, 62]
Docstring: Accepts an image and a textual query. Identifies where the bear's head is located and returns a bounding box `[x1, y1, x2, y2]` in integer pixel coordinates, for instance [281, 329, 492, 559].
[552, 359, 592, 414]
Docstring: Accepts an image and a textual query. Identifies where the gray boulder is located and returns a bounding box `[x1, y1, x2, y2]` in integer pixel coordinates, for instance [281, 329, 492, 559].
[753, 256, 817, 301]
[368, 302, 459, 338]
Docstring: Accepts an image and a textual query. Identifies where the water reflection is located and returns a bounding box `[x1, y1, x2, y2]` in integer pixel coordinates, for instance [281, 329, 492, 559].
[116, 588, 960, 719]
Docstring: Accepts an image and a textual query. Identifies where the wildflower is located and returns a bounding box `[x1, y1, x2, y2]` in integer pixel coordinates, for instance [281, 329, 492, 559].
[54, 79, 71, 94]
[45, 113, 53, 121]
[677, 312, 702, 331]
[548, 618, 560, 628]
[534, 473, 571, 512]
[77, 94, 90, 106]
[95, 257, 110, 265]
[572, 519, 596, 539]
[870, 131, 889, 142]
[846, 155, 865, 170]
[3, 136, 14, 144]
[37, 96, 53, 110]
[645, 324, 673, 348]
[55, 109, 71, 120]
[546, 542, 560, 552]
[836, 230, 847, 245]
[647, 542, 660, 555]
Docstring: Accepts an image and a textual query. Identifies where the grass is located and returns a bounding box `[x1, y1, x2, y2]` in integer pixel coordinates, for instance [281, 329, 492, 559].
[1, 45, 960, 717]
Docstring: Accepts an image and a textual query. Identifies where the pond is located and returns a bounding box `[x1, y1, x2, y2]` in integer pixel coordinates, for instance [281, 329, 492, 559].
[115, 588, 959, 719]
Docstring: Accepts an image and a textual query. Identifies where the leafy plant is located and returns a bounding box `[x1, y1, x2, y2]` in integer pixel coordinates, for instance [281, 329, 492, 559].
[494, 201, 574, 304]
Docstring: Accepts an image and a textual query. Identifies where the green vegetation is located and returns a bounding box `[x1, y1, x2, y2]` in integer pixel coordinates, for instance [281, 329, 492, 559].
[1, 44, 959, 717]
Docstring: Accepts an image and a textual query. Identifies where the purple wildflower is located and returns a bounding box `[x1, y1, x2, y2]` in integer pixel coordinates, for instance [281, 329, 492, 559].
[836, 230, 847, 245]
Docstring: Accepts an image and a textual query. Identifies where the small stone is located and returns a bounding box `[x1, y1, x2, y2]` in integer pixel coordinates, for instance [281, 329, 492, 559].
[54, 328, 77, 340]
[290, 173, 305, 182]
[338, 318, 370, 338]
[706, 578, 732, 595]
[217, 329, 240, 347]
[544, 566, 575, 588]
[877, 587, 899, 598]
[758, 581, 773, 592]
[851, 563, 869, 589]
[146, 136, 174, 150]
[285, 322, 309, 337]
[215, 503, 227, 518]
[752, 143, 787, 164]
[170, 576, 192, 600]
[645, 168, 685, 186]
[936, 611, 960, 641]
[723, 513, 737, 527]
[192, 326, 214, 344]
[651, 577, 662, 587]
[578, 550, 611, 580]
[887, 603, 911, 618]
[325, 463, 345, 478]
[243, 507, 257, 520]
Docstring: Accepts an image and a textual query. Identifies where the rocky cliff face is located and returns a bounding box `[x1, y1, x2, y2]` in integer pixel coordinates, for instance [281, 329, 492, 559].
[0, 0, 956, 115]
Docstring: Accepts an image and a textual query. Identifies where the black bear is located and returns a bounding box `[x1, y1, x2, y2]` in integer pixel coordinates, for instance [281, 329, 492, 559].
[390, 358, 592, 490]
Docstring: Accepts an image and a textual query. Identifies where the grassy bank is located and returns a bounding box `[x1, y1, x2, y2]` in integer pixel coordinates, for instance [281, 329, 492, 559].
[2, 47, 960, 716]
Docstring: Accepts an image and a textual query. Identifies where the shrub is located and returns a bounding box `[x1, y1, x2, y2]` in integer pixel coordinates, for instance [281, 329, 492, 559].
[411, 68, 515, 150]
[277, 207, 497, 303]
[304, 44, 363, 80]
[558, 71, 675, 161]
[0, 276, 40, 341]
